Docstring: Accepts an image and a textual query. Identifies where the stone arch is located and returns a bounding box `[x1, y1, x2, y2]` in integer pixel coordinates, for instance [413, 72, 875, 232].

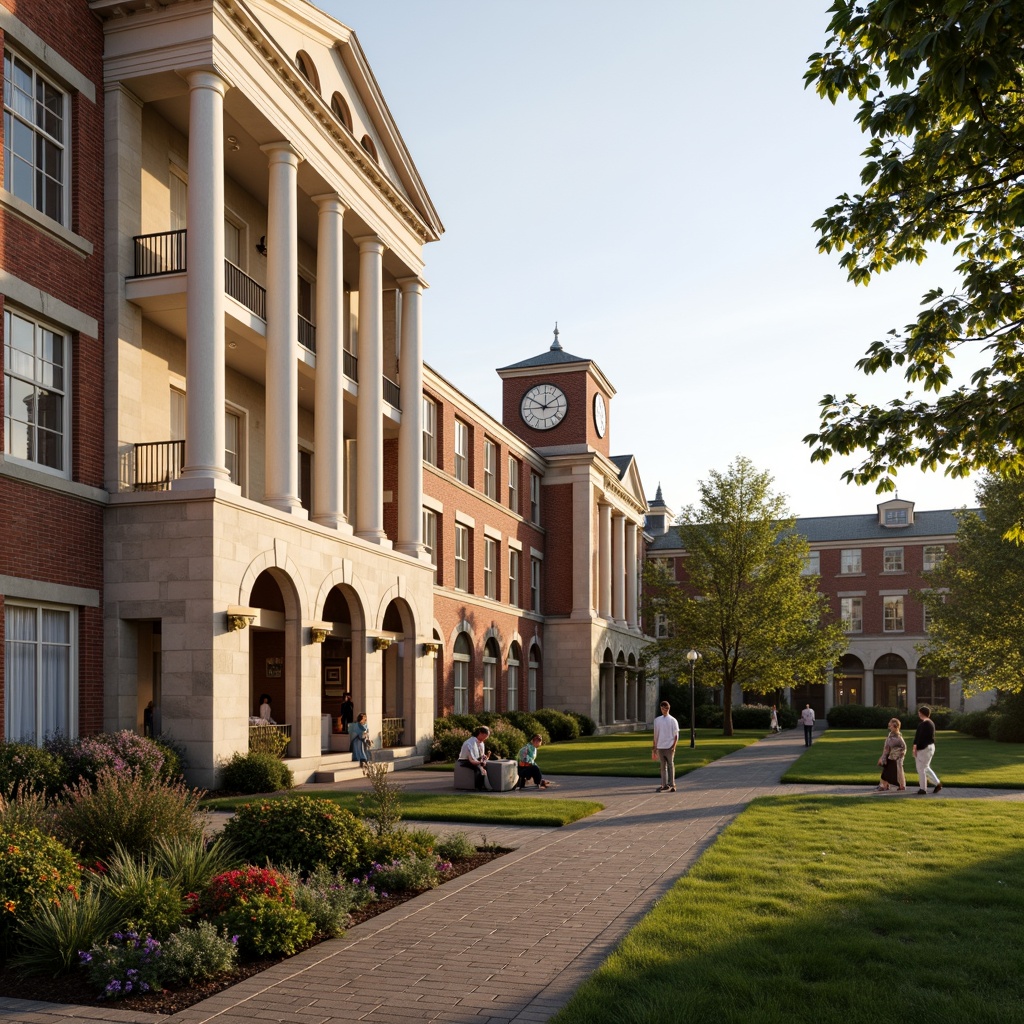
[239, 545, 309, 619]
[874, 652, 908, 710]
[315, 562, 371, 630]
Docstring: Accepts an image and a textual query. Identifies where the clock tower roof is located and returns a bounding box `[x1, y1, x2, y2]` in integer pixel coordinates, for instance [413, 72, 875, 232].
[497, 325, 615, 396]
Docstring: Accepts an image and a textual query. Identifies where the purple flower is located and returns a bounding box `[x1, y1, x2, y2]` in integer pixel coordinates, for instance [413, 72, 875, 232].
[78, 951, 92, 963]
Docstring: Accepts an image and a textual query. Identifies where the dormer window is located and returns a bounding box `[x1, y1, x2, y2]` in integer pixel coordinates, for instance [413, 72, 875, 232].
[878, 498, 914, 527]
[885, 508, 907, 525]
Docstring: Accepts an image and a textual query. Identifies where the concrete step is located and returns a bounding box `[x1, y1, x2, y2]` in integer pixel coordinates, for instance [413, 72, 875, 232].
[311, 750, 424, 784]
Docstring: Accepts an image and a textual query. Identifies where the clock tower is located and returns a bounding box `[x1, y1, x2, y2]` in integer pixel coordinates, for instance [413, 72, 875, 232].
[497, 325, 614, 454]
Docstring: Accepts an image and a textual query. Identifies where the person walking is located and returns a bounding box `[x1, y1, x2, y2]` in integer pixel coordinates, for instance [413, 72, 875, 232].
[800, 704, 816, 747]
[652, 700, 680, 792]
[349, 712, 372, 770]
[874, 717, 907, 792]
[769, 705, 780, 734]
[912, 705, 943, 794]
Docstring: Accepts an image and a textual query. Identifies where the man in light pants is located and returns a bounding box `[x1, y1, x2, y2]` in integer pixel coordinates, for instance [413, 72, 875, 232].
[912, 705, 943, 795]
[653, 701, 679, 792]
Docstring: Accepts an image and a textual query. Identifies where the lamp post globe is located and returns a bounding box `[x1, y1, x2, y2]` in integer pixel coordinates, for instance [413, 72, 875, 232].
[686, 649, 700, 748]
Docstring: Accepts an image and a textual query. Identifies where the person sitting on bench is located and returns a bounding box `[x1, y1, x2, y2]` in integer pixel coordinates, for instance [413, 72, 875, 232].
[458, 727, 491, 790]
[516, 734, 551, 789]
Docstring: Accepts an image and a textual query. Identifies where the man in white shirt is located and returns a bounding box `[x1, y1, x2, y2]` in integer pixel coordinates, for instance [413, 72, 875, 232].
[458, 727, 492, 790]
[801, 704, 816, 747]
[652, 701, 680, 792]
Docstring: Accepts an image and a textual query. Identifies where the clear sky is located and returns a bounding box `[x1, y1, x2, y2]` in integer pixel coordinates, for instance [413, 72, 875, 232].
[320, 0, 982, 519]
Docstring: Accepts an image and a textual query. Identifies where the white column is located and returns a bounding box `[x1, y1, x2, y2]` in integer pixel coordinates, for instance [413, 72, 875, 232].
[906, 667, 917, 711]
[261, 142, 303, 514]
[311, 193, 347, 529]
[625, 521, 638, 629]
[612, 511, 626, 625]
[863, 668, 875, 706]
[354, 235, 386, 543]
[177, 70, 231, 488]
[598, 503, 612, 618]
[396, 276, 425, 556]
[824, 667, 835, 713]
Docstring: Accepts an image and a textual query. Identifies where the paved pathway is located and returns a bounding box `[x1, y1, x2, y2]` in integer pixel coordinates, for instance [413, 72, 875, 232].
[3, 729, 1021, 1024]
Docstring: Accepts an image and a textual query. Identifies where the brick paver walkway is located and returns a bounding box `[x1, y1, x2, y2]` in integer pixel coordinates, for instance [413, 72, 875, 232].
[3, 728, 1020, 1024]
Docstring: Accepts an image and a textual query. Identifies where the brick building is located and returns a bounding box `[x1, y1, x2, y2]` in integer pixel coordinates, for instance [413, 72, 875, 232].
[1, 0, 106, 746]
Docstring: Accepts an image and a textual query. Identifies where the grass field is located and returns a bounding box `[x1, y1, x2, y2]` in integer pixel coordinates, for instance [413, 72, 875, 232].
[783, 729, 1024, 788]
[202, 790, 603, 827]
[425, 729, 766, 778]
[552, 796, 1024, 1024]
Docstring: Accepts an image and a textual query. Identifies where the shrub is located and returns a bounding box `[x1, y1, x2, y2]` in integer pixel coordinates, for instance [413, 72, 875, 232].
[150, 835, 241, 896]
[217, 894, 315, 958]
[0, 788, 56, 834]
[480, 721, 527, 760]
[0, 742, 65, 798]
[949, 709, 994, 739]
[365, 854, 442, 894]
[989, 712, 1024, 743]
[434, 714, 479, 734]
[46, 732, 179, 788]
[219, 751, 293, 794]
[435, 832, 476, 861]
[201, 866, 294, 917]
[79, 930, 164, 999]
[356, 761, 403, 837]
[826, 704, 902, 729]
[731, 704, 772, 729]
[221, 798, 373, 876]
[568, 711, 597, 736]
[776, 703, 799, 729]
[160, 922, 239, 986]
[368, 828, 435, 867]
[284, 864, 373, 938]
[431, 727, 470, 762]
[99, 847, 185, 940]
[247, 728, 290, 757]
[0, 825, 80, 955]
[54, 770, 205, 862]
[695, 703, 724, 728]
[531, 709, 580, 742]
[502, 713, 550, 745]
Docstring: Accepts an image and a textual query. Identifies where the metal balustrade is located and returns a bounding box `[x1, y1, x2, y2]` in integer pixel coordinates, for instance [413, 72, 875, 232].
[344, 350, 358, 381]
[298, 314, 316, 353]
[224, 260, 266, 320]
[133, 229, 186, 276]
[383, 375, 401, 409]
[381, 717, 405, 747]
[132, 439, 185, 491]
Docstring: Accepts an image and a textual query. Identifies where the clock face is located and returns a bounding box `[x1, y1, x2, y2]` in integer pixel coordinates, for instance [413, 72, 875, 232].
[593, 393, 607, 438]
[520, 383, 567, 430]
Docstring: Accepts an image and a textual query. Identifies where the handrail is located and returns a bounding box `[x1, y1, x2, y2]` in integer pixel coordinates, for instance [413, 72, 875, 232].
[132, 439, 185, 491]
[298, 314, 316, 353]
[344, 350, 358, 382]
[383, 375, 401, 409]
[132, 229, 186, 277]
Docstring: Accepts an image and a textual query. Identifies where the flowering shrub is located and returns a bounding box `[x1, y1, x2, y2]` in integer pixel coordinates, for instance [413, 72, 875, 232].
[201, 866, 293, 916]
[215, 894, 314, 958]
[219, 751, 293, 794]
[79, 931, 163, 999]
[435, 831, 477, 861]
[0, 825, 80, 953]
[160, 923, 239, 985]
[46, 732, 180, 788]
[362, 853, 443, 894]
[284, 864, 376, 938]
[0, 742, 65, 798]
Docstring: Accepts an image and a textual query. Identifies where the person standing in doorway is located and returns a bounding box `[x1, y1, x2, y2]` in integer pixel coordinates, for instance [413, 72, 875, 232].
[340, 692, 354, 730]
[912, 705, 943, 794]
[801, 704, 816, 747]
[653, 701, 680, 792]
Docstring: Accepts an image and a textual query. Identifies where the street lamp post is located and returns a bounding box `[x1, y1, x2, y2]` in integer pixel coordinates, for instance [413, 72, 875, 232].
[686, 649, 700, 748]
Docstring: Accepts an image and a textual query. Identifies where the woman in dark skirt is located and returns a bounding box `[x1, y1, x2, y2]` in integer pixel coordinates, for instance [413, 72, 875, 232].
[875, 717, 907, 791]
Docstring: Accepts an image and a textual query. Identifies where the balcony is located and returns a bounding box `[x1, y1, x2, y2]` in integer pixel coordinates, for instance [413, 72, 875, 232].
[130, 439, 185, 491]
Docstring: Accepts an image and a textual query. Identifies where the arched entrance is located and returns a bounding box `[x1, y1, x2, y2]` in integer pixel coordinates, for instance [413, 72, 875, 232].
[875, 653, 908, 710]
[320, 584, 363, 746]
[379, 599, 414, 748]
[834, 654, 864, 706]
[599, 647, 614, 725]
[507, 641, 522, 712]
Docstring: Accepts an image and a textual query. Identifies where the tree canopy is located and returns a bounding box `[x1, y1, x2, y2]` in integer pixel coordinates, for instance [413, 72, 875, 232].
[919, 474, 1024, 694]
[803, 0, 1024, 501]
[644, 457, 846, 736]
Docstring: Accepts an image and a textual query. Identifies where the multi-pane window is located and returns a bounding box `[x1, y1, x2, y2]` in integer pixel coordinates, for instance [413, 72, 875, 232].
[3, 50, 66, 223]
[923, 545, 946, 571]
[507, 643, 520, 711]
[455, 523, 469, 592]
[422, 397, 437, 465]
[4, 603, 74, 745]
[484, 537, 498, 600]
[802, 551, 820, 576]
[883, 547, 904, 572]
[482, 639, 498, 712]
[509, 548, 521, 608]
[225, 410, 242, 486]
[528, 645, 540, 711]
[423, 509, 437, 583]
[883, 596, 905, 632]
[4, 309, 67, 473]
[453, 633, 471, 714]
[483, 439, 497, 500]
[530, 557, 541, 612]
[840, 597, 862, 634]
[454, 419, 469, 483]
[655, 613, 669, 639]
[840, 549, 862, 574]
[885, 508, 908, 525]
[508, 456, 520, 513]
[530, 472, 541, 523]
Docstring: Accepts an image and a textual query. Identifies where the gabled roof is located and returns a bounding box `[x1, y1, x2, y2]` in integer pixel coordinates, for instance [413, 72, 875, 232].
[497, 324, 589, 372]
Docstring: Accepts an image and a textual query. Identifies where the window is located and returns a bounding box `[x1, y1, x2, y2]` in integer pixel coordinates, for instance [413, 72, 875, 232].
[508, 456, 520, 513]
[528, 644, 540, 711]
[655, 613, 669, 639]
[509, 549, 521, 608]
[169, 387, 185, 440]
[4, 603, 75, 745]
[224, 409, 242, 487]
[883, 547, 904, 572]
[297, 275, 313, 322]
[802, 551, 820, 576]
[224, 219, 241, 267]
[422, 397, 437, 465]
[295, 51, 320, 92]
[453, 632, 471, 715]
[360, 135, 379, 162]
[507, 643, 521, 711]
[423, 509, 437, 583]
[531, 557, 541, 612]
[484, 537, 498, 599]
[923, 545, 946, 571]
[840, 597, 862, 634]
[482, 639, 498, 712]
[169, 167, 187, 230]
[455, 523, 469, 592]
[883, 596, 905, 632]
[454, 419, 469, 484]
[484, 438, 497, 500]
[331, 93, 353, 132]
[3, 50, 66, 223]
[885, 508, 908, 525]
[530, 472, 541, 523]
[840, 549, 862, 574]
[4, 309, 68, 473]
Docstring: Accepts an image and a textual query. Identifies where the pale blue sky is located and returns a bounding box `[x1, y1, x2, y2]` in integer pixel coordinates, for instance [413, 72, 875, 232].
[321, 0, 980, 518]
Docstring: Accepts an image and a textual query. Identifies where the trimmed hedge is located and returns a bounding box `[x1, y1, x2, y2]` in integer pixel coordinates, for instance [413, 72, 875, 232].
[219, 751, 294, 794]
[826, 704, 955, 731]
[0, 743, 65, 798]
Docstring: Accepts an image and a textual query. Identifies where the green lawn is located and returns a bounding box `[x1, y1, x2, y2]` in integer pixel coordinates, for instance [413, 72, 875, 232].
[783, 729, 1024, 788]
[202, 790, 602, 827]
[552, 796, 1024, 1024]
[425, 729, 766, 778]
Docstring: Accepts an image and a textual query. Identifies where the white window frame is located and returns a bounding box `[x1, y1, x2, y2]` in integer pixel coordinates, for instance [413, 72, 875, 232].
[923, 545, 946, 572]
[3, 307, 69, 476]
[484, 537, 498, 600]
[423, 508, 437, 583]
[3, 601, 77, 745]
[508, 456, 520, 513]
[531, 556, 541, 612]
[509, 548, 521, 608]
[530, 471, 541, 523]
[453, 634, 471, 715]
[455, 523, 469, 592]
[454, 418, 469, 484]
[507, 644, 520, 711]
[885, 508, 908, 525]
[483, 438, 497, 500]
[883, 547, 904, 573]
[422, 397, 437, 465]
[840, 549, 862, 574]
[482, 640, 497, 712]
[224, 405, 244, 491]
[840, 597, 862, 634]
[802, 551, 820, 577]
[3, 48, 68, 225]
[883, 596, 905, 633]
[528, 647, 539, 711]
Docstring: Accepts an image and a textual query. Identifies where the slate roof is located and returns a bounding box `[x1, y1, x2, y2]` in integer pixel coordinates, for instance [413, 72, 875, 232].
[497, 347, 589, 371]
[610, 454, 632, 480]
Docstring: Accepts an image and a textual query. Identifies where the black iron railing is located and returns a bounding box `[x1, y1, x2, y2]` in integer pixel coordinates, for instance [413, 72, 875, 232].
[225, 261, 266, 320]
[344, 350, 358, 382]
[383, 376, 400, 409]
[298, 315, 316, 353]
[133, 229, 186, 276]
[132, 439, 185, 491]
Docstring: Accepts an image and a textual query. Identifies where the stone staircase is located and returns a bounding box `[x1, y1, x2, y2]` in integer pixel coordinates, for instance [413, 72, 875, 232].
[311, 745, 424, 784]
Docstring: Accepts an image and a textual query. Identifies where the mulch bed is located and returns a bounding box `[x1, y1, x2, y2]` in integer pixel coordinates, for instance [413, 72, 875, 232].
[0, 850, 507, 1016]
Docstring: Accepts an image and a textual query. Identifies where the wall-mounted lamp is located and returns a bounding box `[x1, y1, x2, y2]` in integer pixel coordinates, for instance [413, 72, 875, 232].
[310, 627, 329, 644]
[256, 235, 267, 256]
[373, 635, 393, 652]
[422, 641, 440, 656]
[227, 606, 257, 631]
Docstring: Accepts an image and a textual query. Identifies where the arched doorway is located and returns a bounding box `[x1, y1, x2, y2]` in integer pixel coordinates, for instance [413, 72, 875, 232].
[875, 653, 908, 710]
[834, 654, 864, 706]
[482, 637, 499, 712]
[627, 653, 639, 721]
[599, 647, 614, 725]
[615, 652, 627, 721]
[528, 641, 541, 711]
[320, 585, 362, 746]
[379, 599, 414, 748]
